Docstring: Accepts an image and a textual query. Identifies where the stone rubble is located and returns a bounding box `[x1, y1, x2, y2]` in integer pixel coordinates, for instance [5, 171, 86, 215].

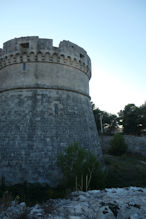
[0, 187, 146, 218]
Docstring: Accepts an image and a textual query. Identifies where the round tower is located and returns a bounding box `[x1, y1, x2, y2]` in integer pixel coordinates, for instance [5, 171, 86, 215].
[0, 36, 103, 186]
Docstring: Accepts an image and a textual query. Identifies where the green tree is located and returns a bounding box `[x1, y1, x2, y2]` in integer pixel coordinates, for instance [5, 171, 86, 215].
[139, 102, 146, 133]
[118, 104, 142, 135]
[92, 103, 118, 135]
[102, 112, 118, 135]
[57, 143, 105, 190]
[108, 134, 127, 156]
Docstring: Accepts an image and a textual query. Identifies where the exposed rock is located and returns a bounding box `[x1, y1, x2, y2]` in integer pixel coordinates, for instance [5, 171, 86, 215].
[0, 187, 146, 218]
[0, 201, 26, 219]
[28, 204, 44, 218]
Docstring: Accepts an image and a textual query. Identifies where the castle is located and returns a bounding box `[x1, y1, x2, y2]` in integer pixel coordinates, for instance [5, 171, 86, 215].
[0, 36, 103, 186]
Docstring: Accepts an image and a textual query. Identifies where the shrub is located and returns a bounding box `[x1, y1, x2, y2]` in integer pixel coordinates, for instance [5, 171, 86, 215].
[0, 183, 66, 206]
[57, 142, 105, 191]
[108, 134, 127, 156]
[0, 191, 13, 209]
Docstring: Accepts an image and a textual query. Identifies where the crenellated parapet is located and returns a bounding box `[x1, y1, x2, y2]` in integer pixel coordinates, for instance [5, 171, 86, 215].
[0, 37, 91, 79]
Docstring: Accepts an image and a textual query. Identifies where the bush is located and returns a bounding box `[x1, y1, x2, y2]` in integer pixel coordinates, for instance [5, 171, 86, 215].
[0, 183, 66, 206]
[57, 143, 105, 191]
[108, 134, 127, 156]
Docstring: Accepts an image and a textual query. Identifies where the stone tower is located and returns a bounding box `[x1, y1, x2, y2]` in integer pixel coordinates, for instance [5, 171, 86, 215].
[0, 36, 103, 186]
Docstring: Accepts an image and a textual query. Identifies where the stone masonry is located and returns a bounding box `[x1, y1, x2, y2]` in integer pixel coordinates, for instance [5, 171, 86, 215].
[0, 36, 103, 186]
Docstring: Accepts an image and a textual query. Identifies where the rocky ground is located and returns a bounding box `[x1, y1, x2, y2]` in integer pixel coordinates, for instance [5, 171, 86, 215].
[0, 187, 146, 218]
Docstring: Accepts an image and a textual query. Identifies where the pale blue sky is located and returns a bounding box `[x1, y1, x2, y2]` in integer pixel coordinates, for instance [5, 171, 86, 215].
[0, 0, 146, 114]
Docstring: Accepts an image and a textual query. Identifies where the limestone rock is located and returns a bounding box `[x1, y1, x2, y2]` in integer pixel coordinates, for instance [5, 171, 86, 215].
[0, 187, 146, 218]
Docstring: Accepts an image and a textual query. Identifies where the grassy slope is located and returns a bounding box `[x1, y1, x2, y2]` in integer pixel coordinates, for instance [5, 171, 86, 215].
[104, 154, 146, 188]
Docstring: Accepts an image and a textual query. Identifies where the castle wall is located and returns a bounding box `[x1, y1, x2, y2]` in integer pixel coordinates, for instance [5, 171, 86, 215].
[0, 63, 89, 96]
[0, 37, 103, 186]
[101, 135, 146, 157]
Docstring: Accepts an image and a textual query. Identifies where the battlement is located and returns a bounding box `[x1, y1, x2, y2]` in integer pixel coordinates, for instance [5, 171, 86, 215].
[0, 36, 91, 79]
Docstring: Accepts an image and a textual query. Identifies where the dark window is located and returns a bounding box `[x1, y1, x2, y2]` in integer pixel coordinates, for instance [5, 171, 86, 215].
[20, 43, 29, 49]
[54, 104, 58, 115]
[80, 54, 84, 58]
[23, 63, 26, 71]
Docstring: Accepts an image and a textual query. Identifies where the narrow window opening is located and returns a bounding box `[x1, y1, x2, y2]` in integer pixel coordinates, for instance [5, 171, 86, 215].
[54, 104, 59, 115]
[23, 63, 26, 71]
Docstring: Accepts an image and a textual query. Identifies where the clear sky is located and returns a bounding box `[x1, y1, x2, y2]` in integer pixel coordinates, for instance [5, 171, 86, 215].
[0, 0, 145, 114]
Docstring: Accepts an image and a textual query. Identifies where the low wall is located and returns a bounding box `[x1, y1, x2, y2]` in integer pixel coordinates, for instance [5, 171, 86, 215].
[100, 135, 146, 156]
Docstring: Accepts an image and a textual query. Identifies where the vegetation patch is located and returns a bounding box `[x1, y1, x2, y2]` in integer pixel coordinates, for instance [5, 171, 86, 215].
[57, 142, 105, 191]
[0, 183, 66, 206]
[108, 134, 128, 156]
[105, 154, 146, 188]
